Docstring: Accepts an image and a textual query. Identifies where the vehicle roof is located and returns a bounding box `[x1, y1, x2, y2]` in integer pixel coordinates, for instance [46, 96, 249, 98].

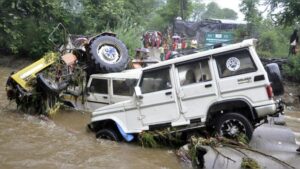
[143, 39, 257, 71]
[90, 68, 141, 79]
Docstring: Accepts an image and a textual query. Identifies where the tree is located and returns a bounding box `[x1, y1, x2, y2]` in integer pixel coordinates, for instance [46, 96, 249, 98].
[265, 0, 300, 26]
[147, 0, 193, 31]
[0, 0, 68, 57]
[240, 0, 262, 36]
[222, 8, 238, 20]
[190, 1, 206, 21]
[0, 0, 160, 58]
[194, 2, 238, 21]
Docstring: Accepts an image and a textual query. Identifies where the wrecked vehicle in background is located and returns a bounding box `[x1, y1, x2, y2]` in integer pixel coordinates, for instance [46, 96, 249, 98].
[62, 69, 140, 112]
[88, 39, 284, 142]
[5, 23, 131, 114]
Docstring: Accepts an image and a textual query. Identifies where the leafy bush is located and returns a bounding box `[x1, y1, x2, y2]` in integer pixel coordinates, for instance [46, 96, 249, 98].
[257, 51, 272, 58]
[256, 31, 279, 57]
[283, 56, 300, 81]
[106, 19, 144, 57]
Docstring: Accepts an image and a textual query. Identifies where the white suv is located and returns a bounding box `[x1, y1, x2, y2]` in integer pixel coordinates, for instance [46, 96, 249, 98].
[88, 39, 283, 141]
[61, 69, 140, 112]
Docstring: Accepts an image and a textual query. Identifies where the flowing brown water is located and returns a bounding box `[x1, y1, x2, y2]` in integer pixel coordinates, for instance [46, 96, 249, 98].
[1, 57, 300, 169]
[0, 59, 184, 169]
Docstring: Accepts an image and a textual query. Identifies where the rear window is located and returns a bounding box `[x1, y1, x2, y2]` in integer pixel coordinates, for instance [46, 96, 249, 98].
[140, 67, 171, 94]
[90, 79, 108, 94]
[113, 79, 137, 96]
[215, 50, 257, 78]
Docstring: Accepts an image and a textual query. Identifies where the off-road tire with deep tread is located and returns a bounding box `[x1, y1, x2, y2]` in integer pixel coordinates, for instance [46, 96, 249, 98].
[88, 36, 129, 73]
[215, 113, 254, 140]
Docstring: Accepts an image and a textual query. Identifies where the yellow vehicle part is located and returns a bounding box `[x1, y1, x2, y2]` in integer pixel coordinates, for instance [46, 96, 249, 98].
[11, 52, 57, 91]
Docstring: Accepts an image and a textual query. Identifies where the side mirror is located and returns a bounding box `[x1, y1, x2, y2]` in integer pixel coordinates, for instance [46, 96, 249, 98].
[134, 86, 143, 99]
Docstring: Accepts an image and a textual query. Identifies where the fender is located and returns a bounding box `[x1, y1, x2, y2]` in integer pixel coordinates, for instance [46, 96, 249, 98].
[207, 98, 257, 120]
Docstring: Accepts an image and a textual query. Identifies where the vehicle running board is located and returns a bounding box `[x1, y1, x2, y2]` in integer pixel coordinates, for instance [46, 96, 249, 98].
[149, 123, 171, 131]
[149, 122, 205, 134]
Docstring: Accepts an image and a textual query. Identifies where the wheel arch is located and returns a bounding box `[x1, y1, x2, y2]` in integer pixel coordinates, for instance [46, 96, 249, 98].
[206, 99, 257, 126]
[91, 118, 121, 132]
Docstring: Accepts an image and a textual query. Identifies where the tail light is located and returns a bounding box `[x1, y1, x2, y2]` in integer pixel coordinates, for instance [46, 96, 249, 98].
[266, 85, 274, 99]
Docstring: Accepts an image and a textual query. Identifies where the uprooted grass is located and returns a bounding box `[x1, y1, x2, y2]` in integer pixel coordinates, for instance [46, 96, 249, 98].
[138, 128, 184, 148]
[241, 157, 261, 169]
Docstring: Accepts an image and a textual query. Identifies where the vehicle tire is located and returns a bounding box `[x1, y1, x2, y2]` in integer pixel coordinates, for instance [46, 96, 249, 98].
[215, 113, 254, 140]
[36, 74, 68, 94]
[96, 129, 120, 141]
[265, 63, 284, 96]
[88, 36, 129, 73]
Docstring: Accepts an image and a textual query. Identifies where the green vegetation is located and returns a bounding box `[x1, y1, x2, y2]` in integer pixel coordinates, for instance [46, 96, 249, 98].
[0, 0, 239, 59]
[106, 19, 144, 57]
[201, 2, 237, 20]
[239, 0, 300, 81]
[284, 56, 300, 82]
[241, 157, 260, 169]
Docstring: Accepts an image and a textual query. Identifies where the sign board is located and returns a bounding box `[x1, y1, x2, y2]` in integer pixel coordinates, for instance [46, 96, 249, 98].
[205, 32, 233, 47]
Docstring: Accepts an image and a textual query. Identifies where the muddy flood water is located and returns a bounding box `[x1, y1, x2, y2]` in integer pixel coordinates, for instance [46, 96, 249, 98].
[0, 58, 184, 169]
[0, 57, 300, 169]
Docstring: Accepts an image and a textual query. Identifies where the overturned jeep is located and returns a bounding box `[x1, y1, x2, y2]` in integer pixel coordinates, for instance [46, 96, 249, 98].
[88, 39, 284, 141]
[5, 23, 132, 114]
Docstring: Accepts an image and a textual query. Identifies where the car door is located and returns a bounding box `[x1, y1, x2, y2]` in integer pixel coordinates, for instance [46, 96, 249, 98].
[175, 58, 218, 119]
[86, 78, 110, 111]
[137, 66, 180, 125]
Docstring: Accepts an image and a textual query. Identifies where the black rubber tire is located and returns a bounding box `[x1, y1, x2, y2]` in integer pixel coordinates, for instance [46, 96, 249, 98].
[96, 129, 120, 141]
[265, 63, 284, 96]
[36, 74, 68, 94]
[88, 36, 129, 73]
[215, 113, 254, 140]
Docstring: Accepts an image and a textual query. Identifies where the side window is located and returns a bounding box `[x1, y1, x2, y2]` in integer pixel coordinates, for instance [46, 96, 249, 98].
[113, 79, 137, 96]
[90, 79, 108, 94]
[177, 59, 212, 86]
[215, 50, 257, 78]
[140, 68, 172, 94]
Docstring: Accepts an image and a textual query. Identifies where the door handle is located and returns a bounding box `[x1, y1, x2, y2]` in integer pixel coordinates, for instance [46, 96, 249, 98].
[103, 96, 108, 99]
[205, 84, 212, 88]
[165, 91, 172, 95]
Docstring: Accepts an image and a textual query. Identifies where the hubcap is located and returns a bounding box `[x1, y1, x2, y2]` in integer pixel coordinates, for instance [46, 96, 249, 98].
[98, 45, 119, 64]
[220, 119, 246, 138]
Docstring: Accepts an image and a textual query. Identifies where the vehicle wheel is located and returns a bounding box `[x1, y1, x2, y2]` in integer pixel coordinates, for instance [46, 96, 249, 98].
[265, 63, 284, 96]
[88, 36, 129, 73]
[96, 129, 120, 141]
[36, 73, 68, 94]
[215, 113, 254, 140]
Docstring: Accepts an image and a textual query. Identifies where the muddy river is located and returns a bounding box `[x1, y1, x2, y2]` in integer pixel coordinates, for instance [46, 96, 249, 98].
[0, 61, 183, 169]
[0, 57, 299, 169]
